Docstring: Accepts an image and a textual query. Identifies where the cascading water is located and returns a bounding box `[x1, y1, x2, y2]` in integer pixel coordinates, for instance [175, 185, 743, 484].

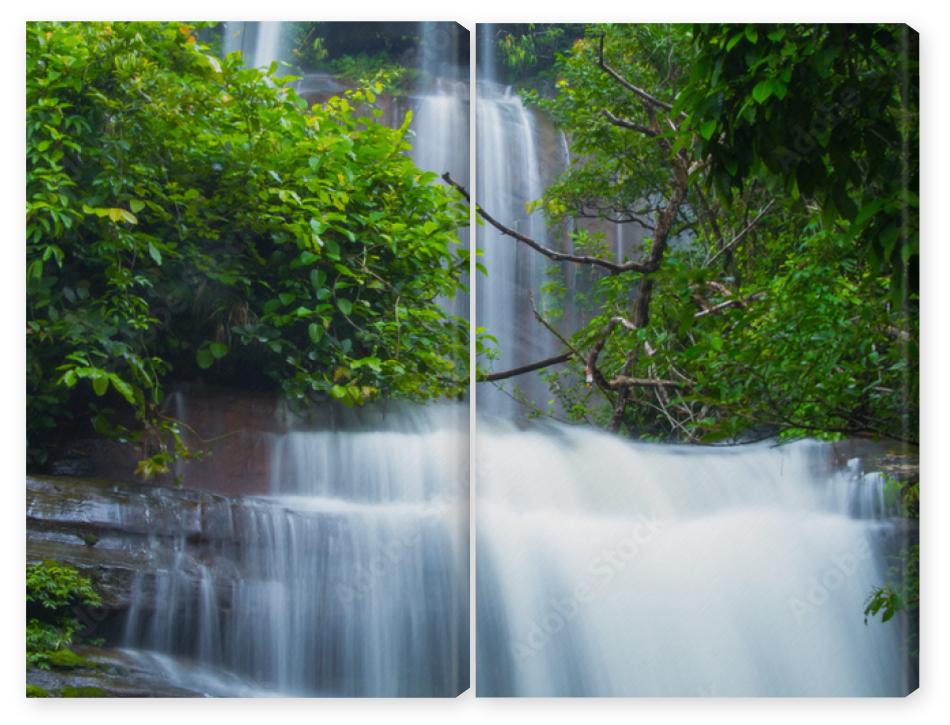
[404, 23, 470, 320]
[121, 403, 469, 697]
[476, 81, 572, 414]
[475, 421, 915, 697]
[474, 28, 914, 697]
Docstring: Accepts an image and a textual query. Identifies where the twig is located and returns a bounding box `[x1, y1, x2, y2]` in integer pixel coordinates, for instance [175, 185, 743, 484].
[705, 200, 776, 267]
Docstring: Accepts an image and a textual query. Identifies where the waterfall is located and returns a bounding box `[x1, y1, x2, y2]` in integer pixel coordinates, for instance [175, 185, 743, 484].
[470, 40, 913, 696]
[476, 82, 572, 414]
[222, 21, 287, 70]
[478, 24, 497, 90]
[405, 24, 470, 321]
[121, 403, 469, 697]
[476, 420, 915, 696]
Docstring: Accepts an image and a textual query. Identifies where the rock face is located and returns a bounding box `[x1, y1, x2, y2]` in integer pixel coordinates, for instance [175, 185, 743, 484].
[45, 384, 285, 495]
[27, 452, 471, 697]
[27, 474, 242, 632]
[27, 473, 256, 696]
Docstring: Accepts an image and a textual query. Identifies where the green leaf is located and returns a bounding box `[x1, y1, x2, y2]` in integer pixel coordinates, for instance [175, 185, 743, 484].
[209, 342, 228, 359]
[330, 384, 347, 400]
[108, 375, 136, 405]
[92, 376, 109, 396]
[129, 199, 145, 213]
[336, 298, 352, 315]
[307, 322, 323, 343]
[699, 119, 717, 141]
[751, 80, 773, 104]
[310, 269, 326, 291]
[196, 348, 214, 369]
[148, 242, 162, 266]
[107, 208, 138, 224]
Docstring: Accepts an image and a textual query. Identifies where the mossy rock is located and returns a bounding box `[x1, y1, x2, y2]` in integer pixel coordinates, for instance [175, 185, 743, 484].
[58, 686, 108, 697]
[47, 648, 94, 669]
[26, 684, 50, 697]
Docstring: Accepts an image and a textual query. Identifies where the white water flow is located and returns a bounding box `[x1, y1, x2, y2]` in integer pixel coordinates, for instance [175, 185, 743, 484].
[473, 45, 912, 697]
[476, 82, 572, 414]
[476, 421, 914, 696]
[221, 21, 286, 70]
[122, 404, 469, 696]
[405, 65, 470, 321]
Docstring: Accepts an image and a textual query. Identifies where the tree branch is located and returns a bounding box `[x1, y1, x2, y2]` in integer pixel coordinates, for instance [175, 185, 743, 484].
[482, 352, 573, 382]
[608, 375, 685, 388]
[601, 109, 656, 137]
[576, 204, 655, 230]
[693, 291, 766, 319]
[586, 315, 637, 389]
[442, 173, 656, 274]
[705, 200, 776, 267]
[597, 33, 673, 112]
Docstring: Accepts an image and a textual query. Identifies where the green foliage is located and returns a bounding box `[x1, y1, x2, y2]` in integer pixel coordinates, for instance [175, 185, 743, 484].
[678, 24, 918, 290]
[525, 25, 686, 226]
[27, 560, 102, 611]
[27, 620, 74, 668]
[493, 24, 585, 89]
[26, 561, 102, 670]
[27, 684, 50, 697]
[498, 24, 916, 445]
[329, 54, 410, 91]
[865, 544, 919, 628]
[27, 22, 469, 471]
[664, 227, 916, 442]
[289, 23, 329, 69]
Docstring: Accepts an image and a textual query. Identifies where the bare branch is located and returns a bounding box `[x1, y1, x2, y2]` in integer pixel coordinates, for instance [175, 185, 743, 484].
[586, 315, 638, 389]
[608, 375, 685, 388]
[693, 292, 765, 319]
[482, 352, 573, 382]
[576, 203, 656, 230]
[609, 348, 640, 432]
[601, 109, 656, 137]
[528, 294, 585, 359]
[442, 173, 657, 274]
[705, 200, 776, 267]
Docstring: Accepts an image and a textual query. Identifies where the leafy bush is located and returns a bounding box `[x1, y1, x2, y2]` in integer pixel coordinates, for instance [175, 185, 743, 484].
[26, 561, 102, 669]
[27, 22, 469, 472]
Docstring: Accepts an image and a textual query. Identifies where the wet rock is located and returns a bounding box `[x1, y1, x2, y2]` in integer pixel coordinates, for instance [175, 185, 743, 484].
[26, 474, 241, 612]
[27, 646, 204, 697]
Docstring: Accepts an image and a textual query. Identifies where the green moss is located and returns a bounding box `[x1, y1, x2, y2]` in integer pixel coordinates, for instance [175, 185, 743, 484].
[81, 533, 99, 547]
[46, 648, 93, 669]
[59, 686, 108, 698]
[26, 684, 49, 697]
